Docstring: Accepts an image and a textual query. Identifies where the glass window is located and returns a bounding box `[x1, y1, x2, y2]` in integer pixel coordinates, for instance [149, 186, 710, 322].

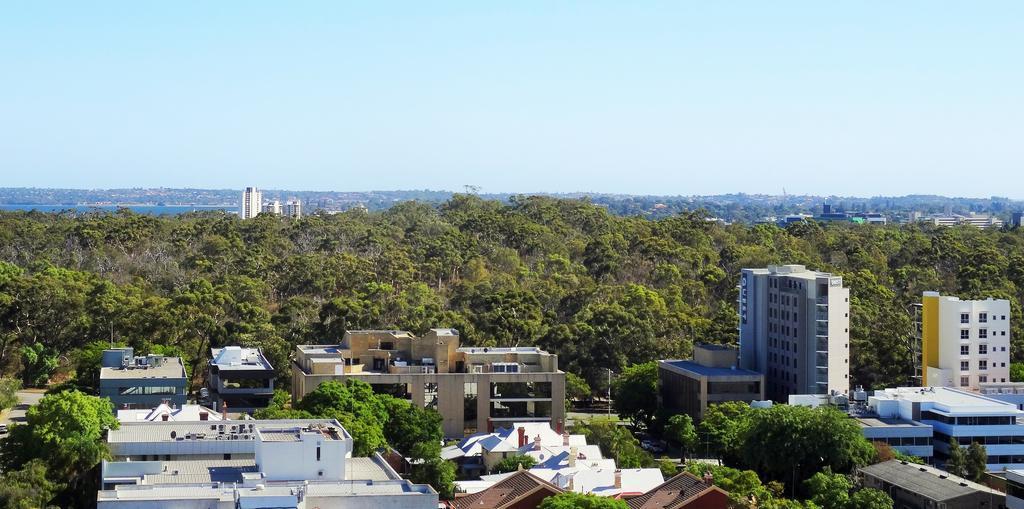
[961, 376, 970, 387]
[961, 329, 970, 340]
[979, 360, 988, 371]
[961, 313, 970, 324]
[961, 361, 969, 370]
[961, 345, 970, 355]
[979, 328, 988, 339]
[979, 344, 988, 355]
[980, 375, 988, 383]
[979, 313, 988, 323]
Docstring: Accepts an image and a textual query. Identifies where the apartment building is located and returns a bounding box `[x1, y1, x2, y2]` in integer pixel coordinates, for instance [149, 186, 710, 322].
[658, 344, 764, 421]
[738, 265, 850, 401]
[284, 200, 302, 218]
[262, 199, 282, 215]
[291, 329, 566, 438]
[100, 418, 437, 508]
[240, 186, 262, 219]
[921, 292, 1011, 390]
[207, 346, 276, 413]
[99, 348, 187, 410]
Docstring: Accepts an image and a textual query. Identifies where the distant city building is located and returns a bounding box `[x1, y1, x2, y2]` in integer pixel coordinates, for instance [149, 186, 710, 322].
[240, 186, 262, 219]
[1013, 211, 1024, 229]
[916, 213, 1004, 229]
[284, 200, 302, 218]
[738, 265, 850, 401]
[860, 459, 1004, 509]
[207, 346, 276, 413]
[291, 329, 566, 438]
[921, 292, 1011, 390]
[658, 344, 764, 421]
[99, 348, 187, 411]
[99, 419, 437, 508]
[262, 199, 282, 215]
[816, 204, 887, 225]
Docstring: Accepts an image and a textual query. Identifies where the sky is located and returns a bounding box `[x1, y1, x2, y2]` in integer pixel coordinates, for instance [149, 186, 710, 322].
[1, 2, 1021, 197]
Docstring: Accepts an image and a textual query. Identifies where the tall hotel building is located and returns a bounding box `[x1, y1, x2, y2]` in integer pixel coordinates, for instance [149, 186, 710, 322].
[739, 265, 850, 401]
[921, 292, 1011, 390]
[240, 186, 262, 219]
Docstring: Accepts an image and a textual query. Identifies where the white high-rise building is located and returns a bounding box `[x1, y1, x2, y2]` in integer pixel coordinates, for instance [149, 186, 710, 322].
[284, 200, 302, 218]
[738, 264, 850, 401]
[240, 186, 262, 219]
[922, 292, 1012, 390]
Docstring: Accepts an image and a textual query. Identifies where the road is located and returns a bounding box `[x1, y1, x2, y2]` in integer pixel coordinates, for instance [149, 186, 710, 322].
[1, 390, 45, 426]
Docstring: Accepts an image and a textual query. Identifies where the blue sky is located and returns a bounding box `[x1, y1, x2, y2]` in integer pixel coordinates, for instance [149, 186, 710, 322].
[1, 2, 1021, 196]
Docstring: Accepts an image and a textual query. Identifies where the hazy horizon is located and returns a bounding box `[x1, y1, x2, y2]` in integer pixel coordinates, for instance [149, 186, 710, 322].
[2, 2, 1021, 196]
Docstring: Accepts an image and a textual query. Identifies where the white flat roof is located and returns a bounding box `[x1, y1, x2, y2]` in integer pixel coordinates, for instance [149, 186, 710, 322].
[872, 387, 1022, 416]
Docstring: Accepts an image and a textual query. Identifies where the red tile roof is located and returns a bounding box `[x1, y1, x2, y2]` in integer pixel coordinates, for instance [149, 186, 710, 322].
[453, 471, 564, 509]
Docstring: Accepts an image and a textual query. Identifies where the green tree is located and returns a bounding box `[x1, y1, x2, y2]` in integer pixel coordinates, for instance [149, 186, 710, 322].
[411, 457, 456, 500]
[294, 380, 388, 456]
[663, 414, 698, 457]
[539, 492, 629, 509]
[612, 362, 659, 430]
[0, 459, 61, 509]
[1012, 363, 1024, 382]
[379, 395, 443, 460]
[658, 456, 676, 477]
[846, 488, 893, 509]
[946, 440, 967, 477]
[574, 418, 654, 468]
[0, 390, 118, 485]
[804, 469, 850, 509]
[566, 371, 591, 407]
[965, 442, 988, 482]
[0, 377, 19, 411]
[698, 401, 754, 464]
[739, 405, 875, 491]
[493, 454, 537, 474]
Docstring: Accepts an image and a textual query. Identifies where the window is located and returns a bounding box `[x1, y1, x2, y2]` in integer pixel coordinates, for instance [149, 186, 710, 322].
[316, 446, 321, 461]
[961, 345, 970, 355]
[979, 328, 988, 339]
[980, 375, 988, 383]
[1003, 331, 1007, 336]
[980, 344, 988, 355]
[961, 313, 970, 324]
[979, 360, 988, 371]
[980, 312, 988, 323]
[961, 376, 970, 387]
[1003, 315, 1007, 320]
[961, 361, 969, 370]
[961, 329, 970, 340]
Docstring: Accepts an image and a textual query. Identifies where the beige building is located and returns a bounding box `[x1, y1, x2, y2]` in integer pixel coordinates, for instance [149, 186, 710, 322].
[292, 329, 566, 438]
[658, 344, 764, 421]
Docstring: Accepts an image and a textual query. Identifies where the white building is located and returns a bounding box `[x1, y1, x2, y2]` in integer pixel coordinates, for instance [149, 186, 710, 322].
[99, 419, 437, 508]
[871, 387, 1024, 472]
[922, 292, 1012, 390]
[117, 402, 222, 423]
[284, 200, 302, 218]
[262, 199, 282, 215]
[240, 186, 262, 220]
[739, 265, 850, 401]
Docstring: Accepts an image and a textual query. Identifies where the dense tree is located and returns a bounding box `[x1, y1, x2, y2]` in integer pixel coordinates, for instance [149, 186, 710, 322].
[573, 418, 654, 468]
[493, 454, 537, 473]
[411, 457, 456, 500]
[379, 395, 443, 460]
[698, 401, 754, 464]
[0, 377, 18, 411]
[966, 442, 988, 482]
[292, 380, 389, 456]
[663, 414, 698, 457]
[0, 459, 61, 509]
[847, 489, 893, 509]
[565, 371, 591, 407]
[946, 440, 967, 477]
[612, 362, 659, 430]
[538, 492, 628, 509]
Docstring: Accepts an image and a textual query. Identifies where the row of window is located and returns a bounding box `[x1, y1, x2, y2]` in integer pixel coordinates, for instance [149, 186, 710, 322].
[870, 436, 932, 446]
[958, 360, 1007, 371]
[960, 328, 1007, 339]
[960, 344, 1008, 355]
[116, 385, 180, 396]
[962, 375, 1008, 385]
[960, 312, 1008, 324]
[925, 413, 1016, 426]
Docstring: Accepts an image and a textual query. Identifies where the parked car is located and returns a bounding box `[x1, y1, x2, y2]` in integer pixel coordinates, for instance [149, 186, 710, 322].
[641, 439, 666, 453]
[0, 424, 9, 434]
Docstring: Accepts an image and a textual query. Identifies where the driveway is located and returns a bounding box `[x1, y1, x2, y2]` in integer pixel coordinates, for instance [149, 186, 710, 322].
[1, 389, 45, 426]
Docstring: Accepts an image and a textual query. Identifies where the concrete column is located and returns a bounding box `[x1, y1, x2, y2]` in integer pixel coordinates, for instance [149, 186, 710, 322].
[437, 376, 465, 438]
[551, 373, 567, 431]
[411, 381, 426, 407]
[476, 375, 491, 435]
[699, 377, 709, 420]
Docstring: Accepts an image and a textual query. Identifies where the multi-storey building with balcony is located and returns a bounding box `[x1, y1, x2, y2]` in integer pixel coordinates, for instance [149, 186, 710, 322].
[921, 292, 1012, 390]
[738, 265, 850, 401]
[291, 329, 566, 438]
[100, 348, 188, 411]
[207, 346, 276, 414]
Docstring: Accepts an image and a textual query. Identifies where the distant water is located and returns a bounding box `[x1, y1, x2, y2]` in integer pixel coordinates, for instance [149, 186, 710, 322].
[0, 204, 236, 215]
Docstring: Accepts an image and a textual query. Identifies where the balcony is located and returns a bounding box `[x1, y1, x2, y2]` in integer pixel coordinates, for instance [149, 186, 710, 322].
[816, 311, 829, 322]
[816, 338, 829, 352]
[387, 363, 436, 375]
[815, 352, 829, 369]
[816, 296, 829, 307]
[815, 367, 829, 385]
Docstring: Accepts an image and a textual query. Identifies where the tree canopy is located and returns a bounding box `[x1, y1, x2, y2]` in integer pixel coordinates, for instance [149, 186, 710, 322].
[538, 492, 629, 509]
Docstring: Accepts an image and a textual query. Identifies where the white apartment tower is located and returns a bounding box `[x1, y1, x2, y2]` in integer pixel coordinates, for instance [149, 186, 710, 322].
[922, 292, 1011, 390]
[262, 199, 282, 215]
[739, 265, 850, 401]
[284, 200, 302, 218]
[240, 186, 262, 219]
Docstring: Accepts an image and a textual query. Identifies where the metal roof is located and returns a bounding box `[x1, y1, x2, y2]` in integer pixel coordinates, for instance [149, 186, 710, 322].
[860, 460, 1003, 501]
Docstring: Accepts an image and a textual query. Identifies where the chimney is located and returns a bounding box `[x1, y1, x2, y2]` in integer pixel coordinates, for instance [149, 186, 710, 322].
[556, 419, 564, 434]
[614, 469, 622, 489]
[199, 411, 209, 421]
[562, 432, 570, 446]
[487, 418, 494, 433]
[518, 427, 526, 448]
[533, 434, 542, 451]
[222, 400, 229, 420]
[569, 446, 578, 468]
[703, 471, 714, 486]
[161, 413, 169, 421]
